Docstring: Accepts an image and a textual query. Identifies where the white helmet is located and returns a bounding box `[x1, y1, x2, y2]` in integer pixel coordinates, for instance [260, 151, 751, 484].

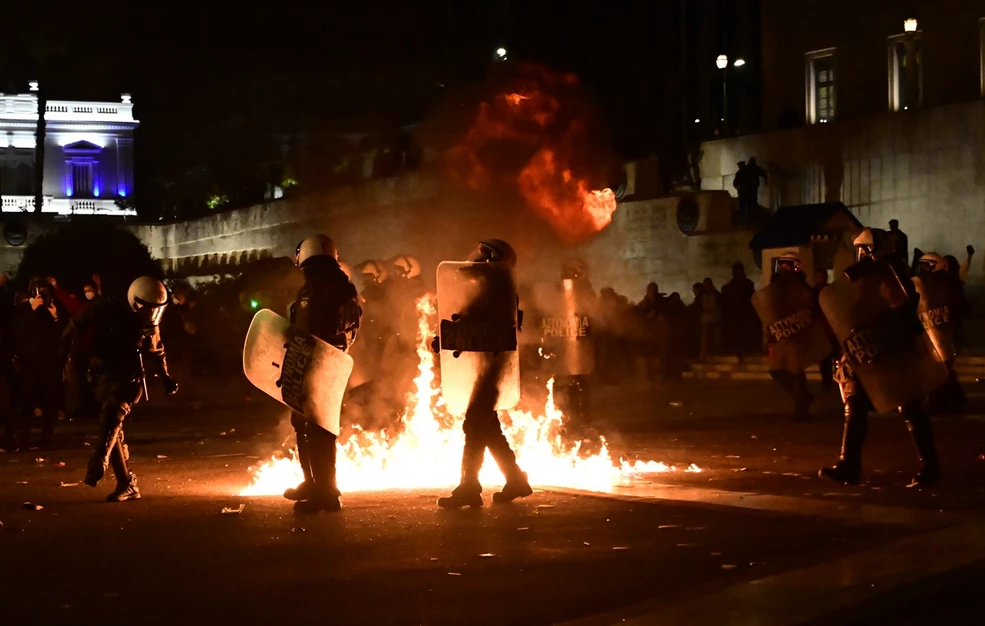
[853, 227, 894, 262]
[295, 234, 338, 268]
[390, 255, 422, 279]
[128, 276, 169, 326]
[359, 260, 388, 284]
[917, 252, 946, 273]
[469, 238, 518, 267]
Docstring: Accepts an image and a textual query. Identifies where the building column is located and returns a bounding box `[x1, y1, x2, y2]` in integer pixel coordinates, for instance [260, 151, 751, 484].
[116, 137, 134, 197]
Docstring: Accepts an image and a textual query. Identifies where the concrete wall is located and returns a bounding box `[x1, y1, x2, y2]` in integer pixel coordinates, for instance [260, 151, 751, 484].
[700, 100, 985, 283]
[130, 171, 759, 302]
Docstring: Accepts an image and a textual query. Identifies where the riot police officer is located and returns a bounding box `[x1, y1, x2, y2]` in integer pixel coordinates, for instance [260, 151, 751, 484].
[754, 252, 831, 421]
[544, 258, 596, 425]
[435, 239, 533, 508]
[283, 234, 361, 512]
[914, 252, 967, 413]
[818, 229, 946, 488]
[69, 277, 178, 502]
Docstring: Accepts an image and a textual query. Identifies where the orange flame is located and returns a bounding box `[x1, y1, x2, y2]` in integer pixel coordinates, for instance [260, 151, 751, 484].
[240, 295, 700, 496]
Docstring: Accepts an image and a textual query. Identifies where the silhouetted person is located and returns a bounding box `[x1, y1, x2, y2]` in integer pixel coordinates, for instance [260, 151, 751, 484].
[888, 219, 909, 267]
[721, 262, 757, 359]
[733, 157, 767, 227]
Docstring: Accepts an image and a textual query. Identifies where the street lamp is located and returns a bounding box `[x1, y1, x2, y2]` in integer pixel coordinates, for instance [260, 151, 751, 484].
[733, 58, 746, 67]
[495, 47, 508, 60]
[904, 16, 918, 33]
[716, 55, 728, 135]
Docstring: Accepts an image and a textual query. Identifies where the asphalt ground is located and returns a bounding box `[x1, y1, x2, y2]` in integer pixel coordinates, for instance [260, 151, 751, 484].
[1, 377, 984, 625]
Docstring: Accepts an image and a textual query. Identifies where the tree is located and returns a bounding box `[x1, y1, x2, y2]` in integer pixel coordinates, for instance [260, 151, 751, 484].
[16, 222, 163, 297]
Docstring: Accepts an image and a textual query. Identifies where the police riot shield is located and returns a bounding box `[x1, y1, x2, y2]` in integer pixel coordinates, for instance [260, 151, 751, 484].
[912, 272, 960, 363]
[243, 309, 354, 436]
[819, 262, 948, 412]
[540, 279, 595, 376]
[436, 261, 520, 415]
[752, 274, 832, 373]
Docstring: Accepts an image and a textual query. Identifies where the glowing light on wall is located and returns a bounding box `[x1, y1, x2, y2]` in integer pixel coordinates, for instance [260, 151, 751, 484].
[93, 185, 101, 197]
[118, 187, 127, 197]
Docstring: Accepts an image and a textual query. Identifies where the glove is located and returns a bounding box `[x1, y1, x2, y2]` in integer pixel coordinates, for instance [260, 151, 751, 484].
[430, 336, 440, 354]
[968, 245, 976, 255]
[162, 376, 179, 396]
[517, 309, 524, 333]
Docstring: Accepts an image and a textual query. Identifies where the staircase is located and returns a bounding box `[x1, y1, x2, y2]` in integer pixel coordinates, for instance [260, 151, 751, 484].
[684, 354, 985, 383]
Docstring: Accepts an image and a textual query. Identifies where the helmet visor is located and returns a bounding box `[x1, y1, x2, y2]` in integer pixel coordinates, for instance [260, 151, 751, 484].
[133, 298, 168, 326]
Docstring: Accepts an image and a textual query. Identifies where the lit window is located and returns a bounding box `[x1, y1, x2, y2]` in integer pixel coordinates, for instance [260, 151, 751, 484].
[980, 18, 985, 97]
[805, 48, 836, 124]
[888, 32, 922, 112]
[72, 163, 93, 197]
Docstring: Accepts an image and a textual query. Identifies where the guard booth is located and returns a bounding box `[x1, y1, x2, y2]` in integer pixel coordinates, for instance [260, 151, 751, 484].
[749, 202, 863, 286]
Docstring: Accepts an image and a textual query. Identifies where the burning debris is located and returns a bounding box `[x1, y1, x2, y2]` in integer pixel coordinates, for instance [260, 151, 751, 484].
[240, 295, 700, 497]
[450, 64, 619, 246]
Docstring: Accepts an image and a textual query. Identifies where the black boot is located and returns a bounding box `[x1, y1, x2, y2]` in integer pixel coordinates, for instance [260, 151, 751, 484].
[294, 425, 341, 513]
[438, 420, 485, 509]
[107, 472, 141, 502]
[820, 398, 868, 484]
[84, 419, 123, 487]
[284, 416, 314, 501]
[106, 434, 140, 502]
[904, 405, 941, 488]
[485, 414, 532, 504]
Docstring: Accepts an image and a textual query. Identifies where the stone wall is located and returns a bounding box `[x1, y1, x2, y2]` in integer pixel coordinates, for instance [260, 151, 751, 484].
[129, 171, 758, 301]
[700, 100, 985, 283]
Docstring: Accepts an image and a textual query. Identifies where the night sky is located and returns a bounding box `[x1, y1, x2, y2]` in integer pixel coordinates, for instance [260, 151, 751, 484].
[3, 1, 758, 217]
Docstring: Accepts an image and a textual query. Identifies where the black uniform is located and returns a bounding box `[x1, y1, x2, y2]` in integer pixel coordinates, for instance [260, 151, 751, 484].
[820, 257, 940, 487]
[437, 283, 532, 508]
[67, 297, 177, 500]
[766, 270, 815, 421]
[288, 256, 361, 510]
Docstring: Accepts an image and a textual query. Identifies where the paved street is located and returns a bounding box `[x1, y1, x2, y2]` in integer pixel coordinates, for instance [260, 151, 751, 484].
[2, 378, 985, 625]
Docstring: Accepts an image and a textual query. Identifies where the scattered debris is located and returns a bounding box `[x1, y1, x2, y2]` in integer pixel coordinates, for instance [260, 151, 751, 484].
[290, 527, 306, 534]
[59, 482, 79, 488]
[517, 527, 529, 531]
[583, 542, 590, 546]
[676, 543, 700, 547]
[733, 468, 748, 472]
[669, 401, 683, 408]
[751, 435, 758, 439]
[612, 546, 630, 550]
[83, 442, 91, 448]
[220, 432, 228, 436]
[230, 429, 236, 433]
[221, 504, 246, 515]
[534, 504, 555, 509]
[726, 455, 741, 459]
[430, 557, 437, 561]
[479, 553, 496, 558]
[156, 455, 168, 460]
[448, 572, 461, 576]
[781, 473, 800, 477]
[658, 525, 681, 529]
[34, 457, 46, 463]
[721, 564, 738, 570]
[16, 481, 27, 485]
[23, 502, 43, 511]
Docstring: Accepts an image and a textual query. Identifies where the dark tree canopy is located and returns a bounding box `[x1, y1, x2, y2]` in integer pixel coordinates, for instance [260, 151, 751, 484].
[15, 222, 163, 298]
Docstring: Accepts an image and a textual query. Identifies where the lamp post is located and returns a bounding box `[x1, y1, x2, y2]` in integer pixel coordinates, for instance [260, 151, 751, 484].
[902, 16, 919, 109]
[716, 54, 728, 135]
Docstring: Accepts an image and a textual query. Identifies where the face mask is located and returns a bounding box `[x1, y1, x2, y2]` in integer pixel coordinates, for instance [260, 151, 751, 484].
[85, 291, 95, 301]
